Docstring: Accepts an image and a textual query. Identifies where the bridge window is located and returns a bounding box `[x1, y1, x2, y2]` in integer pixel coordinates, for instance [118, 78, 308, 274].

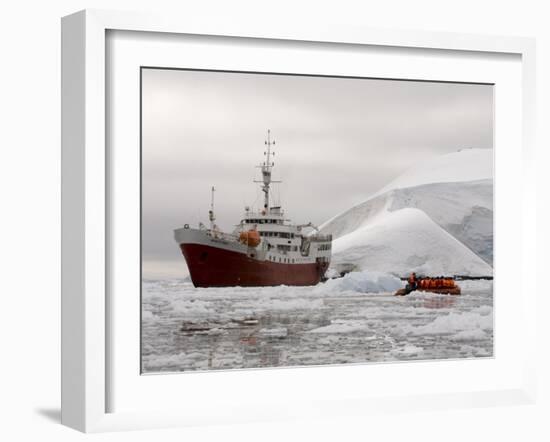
[277, 245, 291, 252]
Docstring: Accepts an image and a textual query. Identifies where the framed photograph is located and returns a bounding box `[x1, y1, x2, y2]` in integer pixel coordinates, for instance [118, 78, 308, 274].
[61, 9, 537, 432]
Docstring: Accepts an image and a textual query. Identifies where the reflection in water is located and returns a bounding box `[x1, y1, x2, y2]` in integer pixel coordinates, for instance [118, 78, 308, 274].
[423, 296, 456, 309]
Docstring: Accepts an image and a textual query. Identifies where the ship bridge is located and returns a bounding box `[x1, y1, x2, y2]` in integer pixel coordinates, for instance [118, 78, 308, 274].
[241, 206, 286, 226]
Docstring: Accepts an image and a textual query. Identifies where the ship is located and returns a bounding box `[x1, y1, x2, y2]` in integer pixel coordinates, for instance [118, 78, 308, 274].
[174, 130, 332, 287]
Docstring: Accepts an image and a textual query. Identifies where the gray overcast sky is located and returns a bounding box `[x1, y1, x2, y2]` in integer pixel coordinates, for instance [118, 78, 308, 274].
[141, 68, 493, 278]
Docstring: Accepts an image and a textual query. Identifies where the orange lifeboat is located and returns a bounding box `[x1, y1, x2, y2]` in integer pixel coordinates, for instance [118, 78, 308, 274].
[239, 229, 261, 247]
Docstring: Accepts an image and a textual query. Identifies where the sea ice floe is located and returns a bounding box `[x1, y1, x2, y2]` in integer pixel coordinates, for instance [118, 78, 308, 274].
[141, 278, 493, 372]
[259, 327, 288, 338]
[315, 270, 403, 294]
[394, 344, 423, 355]
[307, 319, 371, 334]
[403, 309, 493, 337]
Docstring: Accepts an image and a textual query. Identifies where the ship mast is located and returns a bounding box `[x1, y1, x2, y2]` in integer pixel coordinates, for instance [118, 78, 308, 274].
[255, 129, 280, 214]
[208, 186, 216, 229]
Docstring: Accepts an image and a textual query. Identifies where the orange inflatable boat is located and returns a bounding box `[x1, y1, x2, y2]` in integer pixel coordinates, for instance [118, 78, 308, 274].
[395, 277, 461, 296]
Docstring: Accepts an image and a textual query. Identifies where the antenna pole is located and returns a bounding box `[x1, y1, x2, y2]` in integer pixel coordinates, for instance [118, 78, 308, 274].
[208, 186, 216, 229]
[253, 130, 281, 214]
[261, 130, 275, 212]
[265, 129, 272, 170]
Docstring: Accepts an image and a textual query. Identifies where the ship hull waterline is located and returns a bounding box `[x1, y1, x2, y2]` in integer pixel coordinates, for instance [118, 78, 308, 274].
[180, 243, 329, 287]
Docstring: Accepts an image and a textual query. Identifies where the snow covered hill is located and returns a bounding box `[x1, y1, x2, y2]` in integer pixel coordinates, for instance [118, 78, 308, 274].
[320, 148, 493, 276]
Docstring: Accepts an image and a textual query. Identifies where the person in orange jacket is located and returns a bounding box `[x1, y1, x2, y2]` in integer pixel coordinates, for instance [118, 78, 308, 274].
[410, 272, 418, 288]
[405, 272, 418, 294]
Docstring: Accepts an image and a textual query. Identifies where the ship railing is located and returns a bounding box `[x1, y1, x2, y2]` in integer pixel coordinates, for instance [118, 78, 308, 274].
[243, 210, 285, 218]
[205, 229, 239, 242]
[308, 234, 333, 242]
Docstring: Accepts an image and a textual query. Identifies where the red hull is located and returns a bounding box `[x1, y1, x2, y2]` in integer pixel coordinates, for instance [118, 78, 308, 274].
[180, 243, 329, 287]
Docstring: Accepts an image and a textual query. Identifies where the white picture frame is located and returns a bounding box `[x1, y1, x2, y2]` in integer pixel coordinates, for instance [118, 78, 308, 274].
[61, 9, 537, 433]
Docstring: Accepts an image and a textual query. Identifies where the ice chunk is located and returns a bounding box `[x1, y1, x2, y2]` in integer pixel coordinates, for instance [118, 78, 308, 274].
[404, 309, 493, 337]
[315, 270, 403, 294]
[259, 327, 288, 338]
[330, 208, 493, 277]
[394, 344, 423, 355]
[308, 319, 371, 334]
